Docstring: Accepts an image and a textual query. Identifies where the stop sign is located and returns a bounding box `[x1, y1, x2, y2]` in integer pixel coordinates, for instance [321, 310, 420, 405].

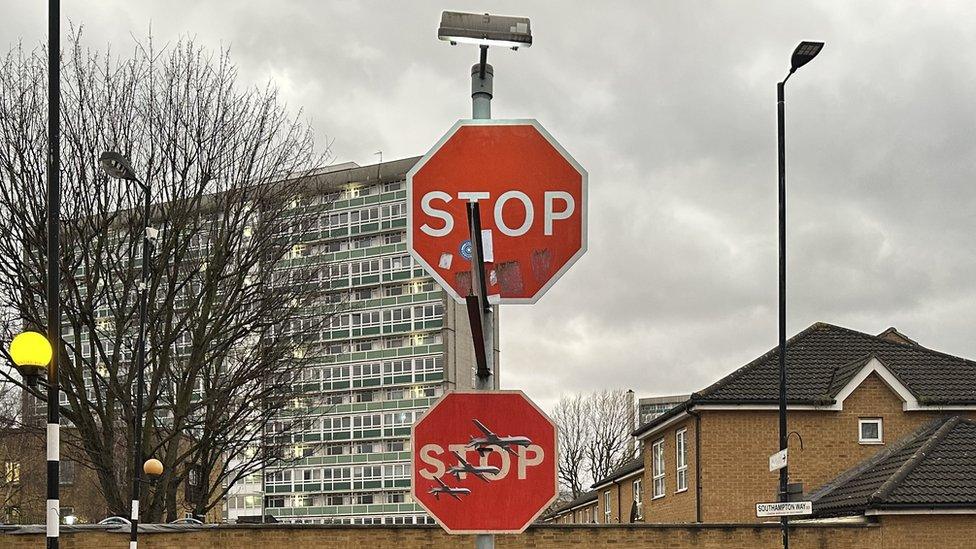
[407, 119, 587, 304]
[411, 391, 558, 533]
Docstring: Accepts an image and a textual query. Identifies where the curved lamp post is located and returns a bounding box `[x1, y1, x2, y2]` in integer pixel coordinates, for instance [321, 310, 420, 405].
[99, 150, 153, 549]
[776, 40, 824, 549]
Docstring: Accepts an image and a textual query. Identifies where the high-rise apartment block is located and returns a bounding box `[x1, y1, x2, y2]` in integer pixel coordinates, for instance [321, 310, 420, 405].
[225, 157, 491, 525]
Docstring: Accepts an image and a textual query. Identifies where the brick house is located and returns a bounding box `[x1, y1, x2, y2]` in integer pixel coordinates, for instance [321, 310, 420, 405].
[626, 322, 976, 524]
[590, 457, 644, 524]
[543, 490, 597, 524]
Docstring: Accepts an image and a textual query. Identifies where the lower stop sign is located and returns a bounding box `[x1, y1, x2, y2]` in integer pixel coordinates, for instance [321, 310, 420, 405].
[411, 391, 558, 533]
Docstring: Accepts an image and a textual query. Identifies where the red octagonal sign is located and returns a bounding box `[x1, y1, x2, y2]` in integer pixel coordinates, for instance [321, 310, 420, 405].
[411, 391, 558, 533]
[407, 119, 587, 303]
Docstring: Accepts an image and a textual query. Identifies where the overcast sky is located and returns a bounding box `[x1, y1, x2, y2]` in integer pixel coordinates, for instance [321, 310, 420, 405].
[4, 1, 976, 410]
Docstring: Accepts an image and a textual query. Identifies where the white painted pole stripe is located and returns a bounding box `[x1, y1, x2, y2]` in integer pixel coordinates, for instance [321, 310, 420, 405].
[47, 423, 59, 460]
[131, 500, 139, 520]
[47, 499, 59, 537]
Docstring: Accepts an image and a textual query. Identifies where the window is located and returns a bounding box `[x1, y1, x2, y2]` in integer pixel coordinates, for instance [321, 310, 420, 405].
[265, 496, 285, 508]
[60, 460, 75, 486]
[859, 418, 883, 444]
[3, 462, 19, 483]
[633, 478, 643, 520]
[603, 490, 612, 522]
[652, 439, 665, 499]
[675, 429, 688, 492]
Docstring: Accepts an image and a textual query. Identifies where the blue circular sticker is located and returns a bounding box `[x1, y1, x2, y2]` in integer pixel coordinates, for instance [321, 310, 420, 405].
[459, 240, 473, 261]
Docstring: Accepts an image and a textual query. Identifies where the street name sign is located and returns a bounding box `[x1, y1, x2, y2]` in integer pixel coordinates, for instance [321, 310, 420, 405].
[407, 119, 587, 304]
[769, 448, 788, 472]
[411, 391, 558, 533]
[756, 501, 813, 517]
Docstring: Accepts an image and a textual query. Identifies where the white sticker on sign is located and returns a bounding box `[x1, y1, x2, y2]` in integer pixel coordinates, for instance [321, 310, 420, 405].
[439, 253, 453, 269]
[756, 501, 812, 517]
[481, 229, 494, 262]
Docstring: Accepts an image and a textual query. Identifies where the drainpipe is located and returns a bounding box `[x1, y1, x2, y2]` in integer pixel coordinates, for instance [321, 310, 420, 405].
[617, 480, 622, 523]
[687, 407, 702, 523]
[626, 389, 636, 458]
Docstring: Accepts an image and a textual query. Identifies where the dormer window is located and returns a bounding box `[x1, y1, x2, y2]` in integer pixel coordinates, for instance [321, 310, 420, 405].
[859, 418, 883, 444]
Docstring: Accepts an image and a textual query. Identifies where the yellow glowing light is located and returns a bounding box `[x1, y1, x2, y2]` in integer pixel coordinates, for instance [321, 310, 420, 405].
[8, 332, 52, 369]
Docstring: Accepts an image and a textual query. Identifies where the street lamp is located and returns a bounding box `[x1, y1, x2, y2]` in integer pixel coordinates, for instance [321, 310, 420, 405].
[100, 150, 153, 549]
[776, 40, 823, 549]
[438, 11, 532, 119]
[143, 458, 164, 483]
[8, 331, 53, 387]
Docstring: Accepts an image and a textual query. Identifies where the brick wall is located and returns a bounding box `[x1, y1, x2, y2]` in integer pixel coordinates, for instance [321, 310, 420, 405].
[0, 522, 885, 549]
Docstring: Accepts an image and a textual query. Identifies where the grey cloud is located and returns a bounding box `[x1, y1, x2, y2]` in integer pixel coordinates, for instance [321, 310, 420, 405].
[3, 0, 976, 411]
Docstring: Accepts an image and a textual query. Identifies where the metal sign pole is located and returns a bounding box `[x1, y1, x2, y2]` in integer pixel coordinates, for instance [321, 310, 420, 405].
[469, 44, 495, 549]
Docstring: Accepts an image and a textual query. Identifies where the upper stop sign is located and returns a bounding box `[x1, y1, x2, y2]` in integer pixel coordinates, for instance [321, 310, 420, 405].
[407, 119, 587, 303]
[412, 391, 558, 533]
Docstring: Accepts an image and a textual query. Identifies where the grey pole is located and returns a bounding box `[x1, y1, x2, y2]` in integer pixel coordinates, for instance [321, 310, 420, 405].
[46, 0, 61, 547]
[470, 44, 495, 549]
[777, 78, 790, 549]
[130, 179, 152, 549]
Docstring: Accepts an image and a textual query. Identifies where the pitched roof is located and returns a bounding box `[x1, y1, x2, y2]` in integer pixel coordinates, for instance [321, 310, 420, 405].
[545, 490, 598, 517]
[810, 416, 976, 516]
[591, 456, 644, 489]
[634, 322, 976, 437]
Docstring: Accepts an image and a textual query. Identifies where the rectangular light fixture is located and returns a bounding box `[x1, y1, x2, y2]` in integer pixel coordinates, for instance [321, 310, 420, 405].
[438, 11, 532, 49]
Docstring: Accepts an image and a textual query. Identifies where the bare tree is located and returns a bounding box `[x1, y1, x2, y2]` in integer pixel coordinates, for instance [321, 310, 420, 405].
[551, 389, 634, 498]
[551, 394, 589, 499]
[0, 30, 333, 521]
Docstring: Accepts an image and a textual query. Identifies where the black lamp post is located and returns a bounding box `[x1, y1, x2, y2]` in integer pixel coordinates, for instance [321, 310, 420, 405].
[777, 40, 823, 549]
[99, 150, 153, 549]
[46, 1, 61, 547]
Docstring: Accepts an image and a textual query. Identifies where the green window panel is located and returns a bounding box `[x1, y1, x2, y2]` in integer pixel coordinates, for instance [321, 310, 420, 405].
[363, 428, 381, 437]
[300, 483, 321, 491]
[333, 432, 351, 440]
[333, 482, 351, 491]
[361, 222, 379, 232]
[393, 479, 411, 488]
[362, 378, 380, 387]
[393, 375, 411, 384]
[332, 381, 350, 390]
[363, 480, 382, 490]
[361, 274, 380, 284]
[304, 434, 321, 442]
[362, 326, 381, 336]
[349, 198, 365, 207]
[393, 427, 410, 436]
[364, 195, 381, 205]
[392, 218, 406, 228]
